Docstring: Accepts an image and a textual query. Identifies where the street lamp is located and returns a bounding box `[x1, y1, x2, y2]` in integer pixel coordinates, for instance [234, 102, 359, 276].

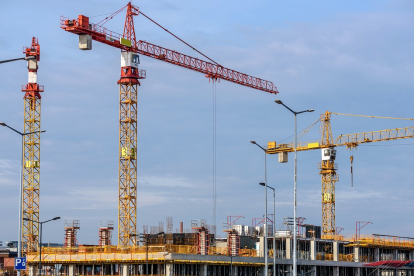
[260, 183, 276, 276]
[250, 141, 269, 276]
[0, 55, 36, 64]
[274, 99, 314, 276]
[0, 122, 46, 276]
[23, 217, 60, 276]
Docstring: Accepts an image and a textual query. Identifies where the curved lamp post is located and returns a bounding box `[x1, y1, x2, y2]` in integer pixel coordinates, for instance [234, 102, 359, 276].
[0, 53, 41, 276]
[23, 217, 60, 276]
[0, 122, 45, 276]
[0, 55, 35, 64]
[274, 99, 314, 276]
[260, 183, 276, 276]
[250, 141, 268, 275]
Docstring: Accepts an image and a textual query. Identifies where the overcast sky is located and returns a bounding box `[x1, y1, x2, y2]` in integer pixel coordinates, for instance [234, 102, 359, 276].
[1, 0, 414, 245]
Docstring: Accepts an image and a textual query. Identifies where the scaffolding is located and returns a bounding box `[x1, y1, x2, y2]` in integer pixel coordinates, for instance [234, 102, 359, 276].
[64, 220, 80, 248]
[191, 220, 210, 255]
[98, 221, 114, 246]
[225, 230, 240, 256]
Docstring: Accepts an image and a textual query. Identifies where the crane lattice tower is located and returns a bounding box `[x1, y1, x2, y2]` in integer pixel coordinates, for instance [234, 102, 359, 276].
[117, 3, 144, 246]
[319, 111, 337, 239]
[22, 37, 43, 253]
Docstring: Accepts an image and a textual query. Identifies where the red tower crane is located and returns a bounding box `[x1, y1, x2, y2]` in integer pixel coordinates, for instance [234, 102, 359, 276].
[61, 2, 279, 247]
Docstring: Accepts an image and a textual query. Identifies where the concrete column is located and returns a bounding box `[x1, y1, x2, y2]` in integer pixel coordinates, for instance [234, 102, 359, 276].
[333, 241, 339, 262]
[374, 248, 379, 262]
[69, 265, 75, 276]
[260, 266, 266, 276]
[286, 237, 291, 260]
[166, 264, 174, 276]
[355, 267, 361, 276]
[287, 264, 292, 276]
[29, 266, 36, 276]
[310, 240, 316, 260]
[233, 266, 238, 276]
[311, 265, 317, 276]
[122, 264, 129, 276]
[259, 237, 265, 258]
[333, 266, 339, 276]
[394, 249, 399, 260]
[200, 264, 207, 276]
[354, 247, 360, 262]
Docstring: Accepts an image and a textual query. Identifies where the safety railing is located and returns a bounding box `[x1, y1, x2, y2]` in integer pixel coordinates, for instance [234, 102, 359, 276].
[30, 241, 397, 264]
[338, 254, 354, 262]
[351, 235, 414, 249]
[28, 245, 259, 262]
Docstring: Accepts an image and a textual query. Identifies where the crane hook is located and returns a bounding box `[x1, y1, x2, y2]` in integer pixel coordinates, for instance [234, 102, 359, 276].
[350, 155, 354, 187]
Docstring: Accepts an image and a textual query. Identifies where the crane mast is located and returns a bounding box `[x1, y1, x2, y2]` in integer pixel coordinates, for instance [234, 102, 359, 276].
[22, 37, 43, 252]
[319, 111, 337, 239]
[117, 3, 143, 246]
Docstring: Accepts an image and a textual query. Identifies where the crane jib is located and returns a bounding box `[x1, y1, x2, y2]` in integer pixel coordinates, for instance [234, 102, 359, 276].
[61, 15, 279, 94]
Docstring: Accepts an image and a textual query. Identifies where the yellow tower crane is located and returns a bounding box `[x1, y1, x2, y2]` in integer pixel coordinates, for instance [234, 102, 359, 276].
[266, 111, 414, 240]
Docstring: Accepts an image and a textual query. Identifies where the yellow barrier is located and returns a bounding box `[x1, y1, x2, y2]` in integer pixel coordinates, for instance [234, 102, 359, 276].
[28, 245, 258, 263]
[348, 235, 414, 249]
[338, 254, 354, 262]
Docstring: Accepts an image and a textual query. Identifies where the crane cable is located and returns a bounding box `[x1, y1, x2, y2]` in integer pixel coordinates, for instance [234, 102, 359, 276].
[89, 4, 222, 67]
[278, 117, 321, 144]
[138, 9, 221, 66]
[332, 112, 414, 121]
[350, 152, 354, 188]
[95, 5, 128, 26]
[212, 80, 217, 235]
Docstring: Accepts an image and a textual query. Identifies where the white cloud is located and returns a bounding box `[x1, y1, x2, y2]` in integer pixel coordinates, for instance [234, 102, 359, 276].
[139, 175, 196, 188]
[0, 159, 18, 186]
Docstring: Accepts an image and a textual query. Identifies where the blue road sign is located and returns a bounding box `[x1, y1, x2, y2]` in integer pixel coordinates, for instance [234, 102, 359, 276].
[14, 257, 26, 270]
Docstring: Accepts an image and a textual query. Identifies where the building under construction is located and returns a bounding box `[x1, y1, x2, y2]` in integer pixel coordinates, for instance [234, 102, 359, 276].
[5, 2, 414, 276]
[25, 217, 414, 276]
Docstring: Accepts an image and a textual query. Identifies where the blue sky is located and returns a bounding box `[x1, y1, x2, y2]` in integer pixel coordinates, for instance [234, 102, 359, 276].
[1, 0, 414, 245]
